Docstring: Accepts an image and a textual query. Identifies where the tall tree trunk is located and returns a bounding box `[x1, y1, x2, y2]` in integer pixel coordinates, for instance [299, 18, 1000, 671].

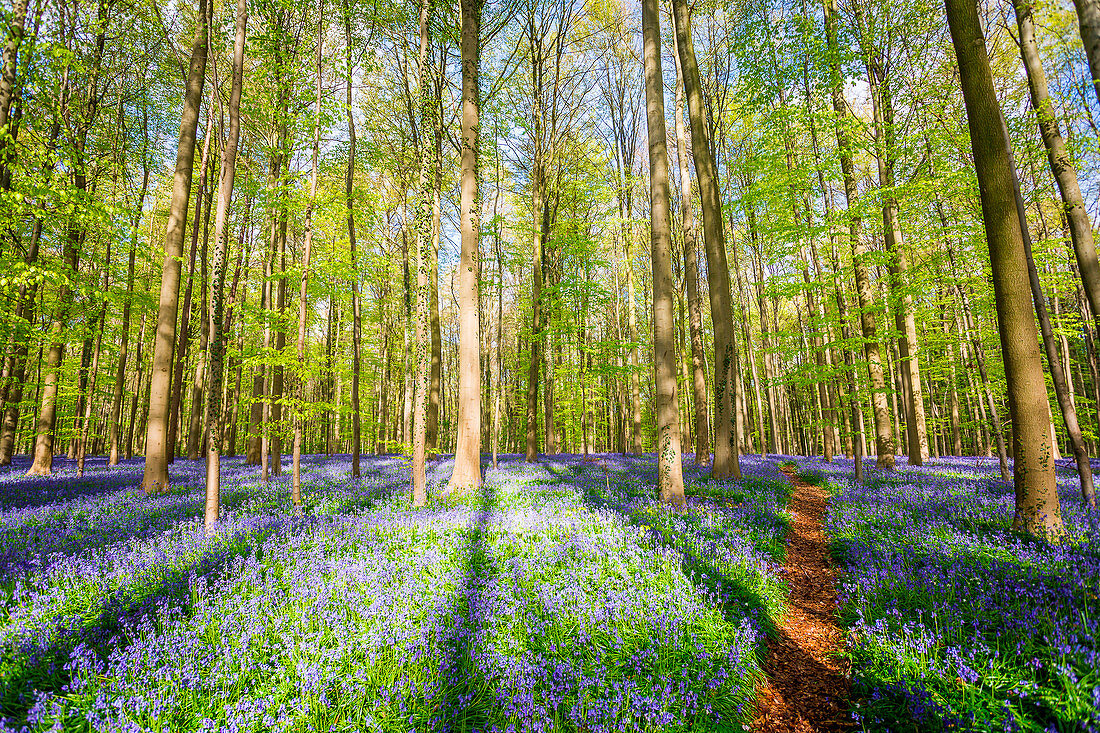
[325, 295, 335, 455]
[344, 2, 362, 478]
[492, 134, 504, 469]
[671, 0, 740, 479]
[292, 3, 322, 509]
[1014, 0, 1100, 333]
[546, 312, 558, 454]
[945, 0, 1064, 539]
[524, 20, 544, 463]
[862, 49, 928, 465]
[109, 119, 149, 466]
[427, 81, 443, 453]
[824, 0, 894, 470]
[204, 0, 245, 533]
[626, 239, 642, 454]
[411, 0, 432, 506]
[643, 0, 685, 505]
[77, 239, 112, 475]
[445, 0, 483, 496]
[1013, 178, 1097, 509]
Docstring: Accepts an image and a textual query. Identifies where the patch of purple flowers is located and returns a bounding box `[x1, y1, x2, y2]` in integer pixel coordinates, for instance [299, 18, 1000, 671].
[799, 454, 1100, 732]
[0, 453, 786, 732]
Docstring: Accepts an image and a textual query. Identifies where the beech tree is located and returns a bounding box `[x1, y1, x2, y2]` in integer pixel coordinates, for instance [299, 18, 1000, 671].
[205, 0, 247, 532]
[944, 0, 1064, 539]
[444, 0, 483, 497]
[642, 0, 684, 505]
[140, 0, 208, 492]
[671, 0, 741, 480]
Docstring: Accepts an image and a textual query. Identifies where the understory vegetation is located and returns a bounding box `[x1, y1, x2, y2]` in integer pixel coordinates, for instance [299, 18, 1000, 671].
[797, 456, 1100, 733]
[0, 454, 791, 732]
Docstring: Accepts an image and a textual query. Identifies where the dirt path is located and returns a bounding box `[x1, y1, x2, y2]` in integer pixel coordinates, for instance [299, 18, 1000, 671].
[753, 466, 851, 733]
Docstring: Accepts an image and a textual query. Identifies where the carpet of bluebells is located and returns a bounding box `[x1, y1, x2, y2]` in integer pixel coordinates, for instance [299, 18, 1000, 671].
[0, 452, 791, 732]
[793, 454, 1100, 733]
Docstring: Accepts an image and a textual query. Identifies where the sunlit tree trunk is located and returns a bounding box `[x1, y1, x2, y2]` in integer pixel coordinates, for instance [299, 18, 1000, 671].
[1019, 210, 1096, 506]
[344, 1, 361, 477]
[292, 2, 322, 509]
[445, 0, 483, 496]
[140, 0, 206, 484]
[671, 0, 740, 479]
[411, 0, 432, 506]
[204, 0, 245, 532]
[945, 0, 1064, 539]
[824, 0, 893, 470]
[643, 0, 685, 505]
[325, 292, 335, 456]
[525, 17, 545, 463]
[427, 77, 443, 454]
[492, 133, 504, 469]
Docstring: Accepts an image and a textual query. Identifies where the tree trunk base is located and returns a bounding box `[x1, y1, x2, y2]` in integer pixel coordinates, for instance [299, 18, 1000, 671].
[1012, 506, 1066, 543]
[25, 461, 52, 476]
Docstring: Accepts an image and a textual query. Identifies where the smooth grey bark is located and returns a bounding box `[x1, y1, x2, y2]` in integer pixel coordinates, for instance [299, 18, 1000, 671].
[204, 0, 245, 533]
[444, 0, 483, 496]
[945, 0, 1064, 539]
[670, 0, 740, 479]
[643, 0, 685, 506]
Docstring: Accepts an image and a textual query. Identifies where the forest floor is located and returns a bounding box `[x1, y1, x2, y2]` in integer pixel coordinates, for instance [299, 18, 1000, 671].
[753, 466, 850, 733]
[0, 452, 1095, 732]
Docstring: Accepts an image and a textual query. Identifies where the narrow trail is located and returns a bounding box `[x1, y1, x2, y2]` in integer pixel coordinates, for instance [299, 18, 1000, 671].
[753, 466, 851, 733]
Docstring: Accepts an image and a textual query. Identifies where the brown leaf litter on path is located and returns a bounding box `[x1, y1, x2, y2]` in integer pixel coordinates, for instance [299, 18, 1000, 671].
[753, 466, 852, 733]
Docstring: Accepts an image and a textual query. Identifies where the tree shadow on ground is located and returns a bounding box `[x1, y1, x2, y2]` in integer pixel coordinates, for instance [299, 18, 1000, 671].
[552, 456, 788, 642]
[435, 473, 497, 732]
[0, 512, 303, 726]
[0, 456, 149, 511]
[0, 465, 267, 583]
[0, 455, 412, 584]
